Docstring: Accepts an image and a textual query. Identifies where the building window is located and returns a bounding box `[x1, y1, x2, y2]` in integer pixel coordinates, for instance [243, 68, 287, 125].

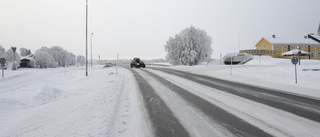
[284, 46, 287, 49]
[263, 44, 266, 48]
[276, 46, 280, 49]
[311, 52, 314, 58]
[318, 52, 320, 58]
[305, 46, 308, 49]
[318, 47, 320, 49]
[311, 46, 314, 49]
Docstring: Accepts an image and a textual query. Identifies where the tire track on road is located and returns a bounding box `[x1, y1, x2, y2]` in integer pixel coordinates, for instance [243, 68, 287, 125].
[140, 69, 272, 137]
[149, 67, 320, 123]
[129, 69, 190, 137]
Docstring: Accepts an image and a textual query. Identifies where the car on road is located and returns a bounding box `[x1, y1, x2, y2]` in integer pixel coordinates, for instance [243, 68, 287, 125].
[130, 58, 145, 68]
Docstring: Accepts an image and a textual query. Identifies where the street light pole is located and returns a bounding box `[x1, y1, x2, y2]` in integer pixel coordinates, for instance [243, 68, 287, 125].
[91, 33, 94, 68]
[85, 0, 88, 76]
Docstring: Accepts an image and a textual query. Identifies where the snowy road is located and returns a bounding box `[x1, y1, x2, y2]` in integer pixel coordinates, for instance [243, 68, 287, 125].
[1, 66, 320, 137]
[149, 67, 320, 123]
[125, 66, 320, 137]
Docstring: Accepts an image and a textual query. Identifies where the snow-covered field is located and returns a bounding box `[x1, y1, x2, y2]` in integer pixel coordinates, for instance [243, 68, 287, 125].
[1, 56, 320, 136]
[0, 67, 150, 137]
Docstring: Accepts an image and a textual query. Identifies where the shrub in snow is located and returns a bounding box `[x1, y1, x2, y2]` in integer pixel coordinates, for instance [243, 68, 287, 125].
[164, 26, 213, 66]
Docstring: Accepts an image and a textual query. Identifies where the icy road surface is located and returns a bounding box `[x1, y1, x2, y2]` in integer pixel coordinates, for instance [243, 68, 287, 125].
[1, 64, 320, 137]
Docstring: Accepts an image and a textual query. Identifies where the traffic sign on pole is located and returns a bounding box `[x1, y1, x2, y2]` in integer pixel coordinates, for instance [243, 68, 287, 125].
[291, 56, 298, 65]
[0, 58, 6, 78]
[298, 51, 301, 65]
[291, 56, 298, 84]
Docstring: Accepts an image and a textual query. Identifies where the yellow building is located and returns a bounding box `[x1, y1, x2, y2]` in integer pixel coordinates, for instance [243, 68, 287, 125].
[241, 35, 320, 60]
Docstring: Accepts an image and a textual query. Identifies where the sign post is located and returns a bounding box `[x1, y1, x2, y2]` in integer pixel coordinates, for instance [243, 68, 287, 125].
[116, 53, 118, 77]
[298, 50, 301, 65]
[258, 49, 261, 65]
[11, 47, 17, 70]
[291, 56, 298, 84]
[205, 54, 208, 67]
[220, 54, 222, 65]
[0, 58, 6, 78]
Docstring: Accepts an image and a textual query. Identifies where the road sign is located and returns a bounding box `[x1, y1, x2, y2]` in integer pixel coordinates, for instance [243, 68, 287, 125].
[0, 58, 5, 78]
[291, 56, 298, 65]
[298, 51, 302, 56]
[0, 58, 6, 65]
[11, 47, 17, 53]
[291, 56, 298, 84]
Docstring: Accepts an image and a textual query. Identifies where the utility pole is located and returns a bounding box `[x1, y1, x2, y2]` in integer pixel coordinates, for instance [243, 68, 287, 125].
[85, 0, 88, 76]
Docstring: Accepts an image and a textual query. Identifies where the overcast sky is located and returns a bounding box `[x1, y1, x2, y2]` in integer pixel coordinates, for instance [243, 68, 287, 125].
[1, 0, 320, 59]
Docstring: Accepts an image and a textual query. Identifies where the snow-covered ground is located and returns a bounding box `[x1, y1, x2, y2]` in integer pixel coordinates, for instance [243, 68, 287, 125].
[0, 67, 151, 137]
[1, 56, 320, 136]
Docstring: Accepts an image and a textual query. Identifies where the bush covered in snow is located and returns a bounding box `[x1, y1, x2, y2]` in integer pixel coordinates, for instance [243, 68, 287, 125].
[164, 26, 213, 66]
[35, 46, 78, 68]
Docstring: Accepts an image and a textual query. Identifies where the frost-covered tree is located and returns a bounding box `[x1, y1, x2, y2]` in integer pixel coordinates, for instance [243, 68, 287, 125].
[20, 47, 28, 56]
[0, 45, 5, 58]
[35, 49, 58, 68]
[26, 49, 32, 55]
[4, 48, 21, 67]
[164, 26, 213, 66]
[77, 55, 86, 66]
[68, 52, 77, 66]
[49, 46, 71, 67]
[35, 46, 79, 68]
[5, 49, 20, 62]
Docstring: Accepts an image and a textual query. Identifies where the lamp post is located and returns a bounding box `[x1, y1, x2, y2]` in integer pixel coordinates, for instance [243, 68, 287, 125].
[91, 33, 94, 68]
[85, 0, 88, 76]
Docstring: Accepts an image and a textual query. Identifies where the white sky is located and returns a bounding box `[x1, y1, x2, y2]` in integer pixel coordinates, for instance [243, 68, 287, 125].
[1, 0, 320, 59]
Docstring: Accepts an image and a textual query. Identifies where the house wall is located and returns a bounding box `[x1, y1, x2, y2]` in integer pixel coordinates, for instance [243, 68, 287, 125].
[241, 38, 320, 60]
[256, 38, 273, 50]
[274, 45, 320, 59]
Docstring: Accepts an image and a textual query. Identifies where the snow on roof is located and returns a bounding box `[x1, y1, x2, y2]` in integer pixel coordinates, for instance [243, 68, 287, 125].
[281, 49, 310, 56]
[264, 37, 320, 45]
[20, 54, 34, 60]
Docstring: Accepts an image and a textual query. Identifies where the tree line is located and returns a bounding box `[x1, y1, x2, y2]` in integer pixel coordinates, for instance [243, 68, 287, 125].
[0, 45, 85, 68]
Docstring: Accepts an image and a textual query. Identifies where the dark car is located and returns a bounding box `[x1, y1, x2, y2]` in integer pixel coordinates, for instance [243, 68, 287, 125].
[130, 58, 145, 68]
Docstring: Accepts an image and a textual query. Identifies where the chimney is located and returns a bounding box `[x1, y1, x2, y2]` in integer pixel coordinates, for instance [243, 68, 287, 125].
[272, 35, 276, 38]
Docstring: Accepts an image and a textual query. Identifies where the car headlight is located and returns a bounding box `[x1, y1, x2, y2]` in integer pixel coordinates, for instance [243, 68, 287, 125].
[137, 63, 139, 65]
